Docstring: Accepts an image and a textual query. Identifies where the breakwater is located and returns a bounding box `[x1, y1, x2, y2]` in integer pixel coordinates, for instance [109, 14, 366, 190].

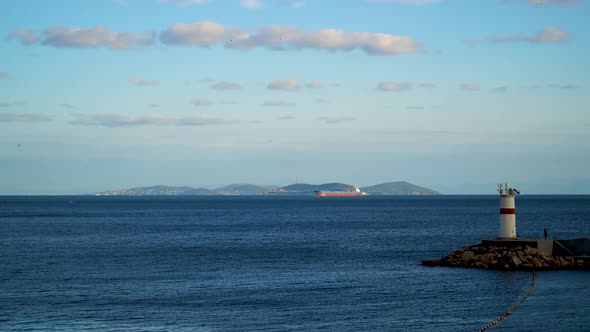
[422, 239, 590, 271]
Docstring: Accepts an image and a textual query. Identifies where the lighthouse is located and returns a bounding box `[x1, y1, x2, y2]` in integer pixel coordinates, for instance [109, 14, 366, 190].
[497, 182, 521, 240]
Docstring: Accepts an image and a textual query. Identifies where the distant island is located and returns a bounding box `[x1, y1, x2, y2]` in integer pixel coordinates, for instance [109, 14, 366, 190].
[94, 182, 440, 196]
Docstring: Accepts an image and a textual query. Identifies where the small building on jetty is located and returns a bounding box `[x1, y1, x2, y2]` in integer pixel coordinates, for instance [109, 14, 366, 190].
[422, 183, 590, 271]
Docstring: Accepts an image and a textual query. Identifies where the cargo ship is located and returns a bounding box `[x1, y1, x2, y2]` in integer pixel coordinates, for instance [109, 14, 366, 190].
[315, 186, 367, 197]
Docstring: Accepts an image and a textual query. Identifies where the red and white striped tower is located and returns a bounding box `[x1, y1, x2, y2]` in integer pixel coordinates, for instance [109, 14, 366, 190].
[497, 182, 521, 240]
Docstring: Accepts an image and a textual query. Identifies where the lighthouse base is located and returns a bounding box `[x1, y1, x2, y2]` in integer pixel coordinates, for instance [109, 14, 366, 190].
[482, 239, 553, 255]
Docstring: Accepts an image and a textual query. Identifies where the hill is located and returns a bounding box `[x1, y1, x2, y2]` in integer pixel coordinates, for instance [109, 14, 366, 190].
[214, 183, 278, 195]
[267, 183, 357, 195]
[94, 182, 439, 196]
[363, 181, 440, 195]
[95, 185, 197, 196]
[95, 184, 276, 196]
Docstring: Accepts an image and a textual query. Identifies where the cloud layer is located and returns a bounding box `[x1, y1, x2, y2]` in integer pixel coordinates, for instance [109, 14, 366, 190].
[130, 77, 158, 86]
[262, 100, 296, 107]
[70, 113, 237, 127]
[240, 0, 263, 9]
[366, 0, 443, 3]
[0, 113, 52, 123]
[377, 81, 412, 92]
[268, 79, 300, 91]
[191, 98, 212, 107]
[492, 27, 569, 43]
[319, 116, 355, 124]
[210, 81, 241, 90]
[7, 30, 40, 45]
[41, 26, 155, 49]
[522, 0, 579, 5]
[461, 83, 480, 91]
[9, 21, 420, 56]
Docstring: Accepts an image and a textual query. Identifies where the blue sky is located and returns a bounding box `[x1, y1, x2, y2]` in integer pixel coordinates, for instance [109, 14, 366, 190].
[1, 0, 588, 194]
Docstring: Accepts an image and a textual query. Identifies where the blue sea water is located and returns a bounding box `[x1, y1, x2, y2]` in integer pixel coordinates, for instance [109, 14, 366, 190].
[0, 195, 589, 331]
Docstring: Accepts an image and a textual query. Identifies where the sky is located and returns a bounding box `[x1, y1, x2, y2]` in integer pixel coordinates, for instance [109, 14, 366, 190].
[1, 0, 589, 194]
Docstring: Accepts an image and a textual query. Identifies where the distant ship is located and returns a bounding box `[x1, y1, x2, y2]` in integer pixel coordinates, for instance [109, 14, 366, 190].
[315, 186, 367, 197]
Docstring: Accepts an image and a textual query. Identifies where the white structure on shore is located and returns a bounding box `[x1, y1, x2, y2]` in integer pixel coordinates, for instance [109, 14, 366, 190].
[497, 182, 521, 240]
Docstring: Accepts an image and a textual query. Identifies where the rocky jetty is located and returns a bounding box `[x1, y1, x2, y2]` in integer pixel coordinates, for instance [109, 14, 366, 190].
[423, 243, 590, 271]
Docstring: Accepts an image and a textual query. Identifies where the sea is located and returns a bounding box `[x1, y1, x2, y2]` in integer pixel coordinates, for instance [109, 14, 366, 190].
[0, 195, 589, 331]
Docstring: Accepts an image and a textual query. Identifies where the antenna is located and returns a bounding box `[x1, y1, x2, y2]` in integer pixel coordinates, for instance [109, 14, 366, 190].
[497, 183, 504, 195]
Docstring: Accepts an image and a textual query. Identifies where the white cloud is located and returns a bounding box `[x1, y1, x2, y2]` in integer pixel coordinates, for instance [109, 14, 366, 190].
[19, 21, 421, 56]
[521, 0, 579, 5]
[130, 77, 158, 86]
[418, 82, 436, 88]
[241, 0, 263, 9]
[176, 116, 238, 126]
[319, 116, 355, 124]
[262, 100, 296, 107]
[267, 79, 300, 91]
[529, 27, 569, 43]
[162, 21, 421, 55]
[191, 98, 212, 106]
[0, 101, 25, 107]
[279, 114, 296, 120]
[548, 84, 576, 89]
[377, 81, 412, 92]
[7, 30, 40, 45]
[460, 83, 480, 91]
[306, 81, 323, 89]
[159, 0, 211, 4]
[41, 26, 154, 49]
[160, 22, 226, 46]
[279, 0, 306, 7]
[71, 114, 172, 127]
[69, 113, 236, 127]
[365, 0, 443, 3]
[210, 81, 241, 90]
[490, 27, 569, 44]
[316, 98, 329, 104]
[0, 113, 52, 123]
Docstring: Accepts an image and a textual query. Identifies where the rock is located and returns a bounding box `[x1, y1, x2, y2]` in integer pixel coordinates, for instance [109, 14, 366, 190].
[421, 260, 440, 267]
[549, 259, 561, 268]
[511, 256, 523, 268]
[462, 251, 475, 261]
[532, 258, 544, 269]
[525, 248, 539, 256]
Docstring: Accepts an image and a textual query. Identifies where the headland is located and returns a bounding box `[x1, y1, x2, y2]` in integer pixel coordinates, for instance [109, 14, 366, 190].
[422, 238, 590, 271]
[422, 182, 590, 271]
